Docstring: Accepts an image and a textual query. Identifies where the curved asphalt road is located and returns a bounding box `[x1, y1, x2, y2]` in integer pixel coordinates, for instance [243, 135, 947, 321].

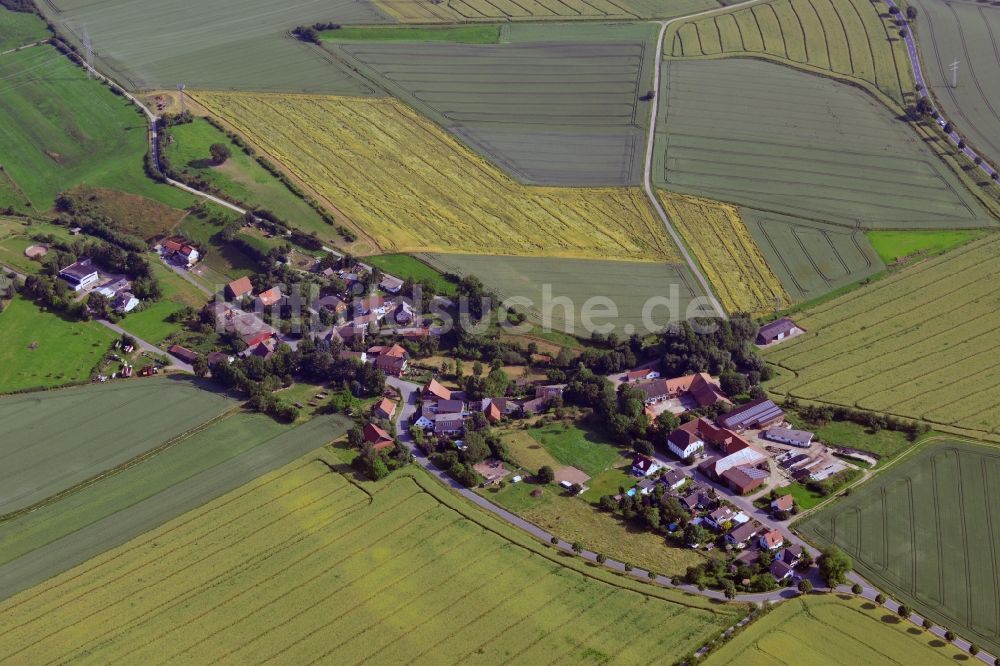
[642, 0, 769, 322]
[389, 378, 997, 663]
[886, 0, 997, 180]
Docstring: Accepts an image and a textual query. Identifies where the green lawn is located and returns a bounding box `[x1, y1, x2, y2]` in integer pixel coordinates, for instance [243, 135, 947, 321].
[0, 7, 48, 52]
[364, 253, 457, 295]
[0, 45, 193, 214]
[865, 229, 985, 264]
[163, 118, 333, 240]
[785, 412, 914, 460]
[321, 24, 501, 43]
[528, 420, 626, 476]
[119, 261, 208, 344]
[0, 296, 117, 393]
[774, 482, 825, 511]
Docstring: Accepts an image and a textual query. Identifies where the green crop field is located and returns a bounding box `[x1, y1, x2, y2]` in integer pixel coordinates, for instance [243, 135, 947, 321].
[322, 24, 501, 43]
[162, 118, 333, 240]
[704, 594, 969, 665]
[0, 412, 350, 602]
[0, 7, 48, 52]
[911, 0, 1000, 167]
[39, 0, 387, 93]
[335, 22, 658, 186]
[0, 457, 743, 662]
[420, 253, 706, 335]
[866, 229, 985, 265]
[0, 377, 235, 514]
[0, 45, 193, 214]
[364, 253, 457, 296]
[372, 0, 721, 23]
[764, 235, 1000, 435]
[656, 58, 993, 230]
[801, 441, 1000, 656]
[744, 210, 884, 303]
[667, 0, 915, 106]
[0, 297, 117, 394]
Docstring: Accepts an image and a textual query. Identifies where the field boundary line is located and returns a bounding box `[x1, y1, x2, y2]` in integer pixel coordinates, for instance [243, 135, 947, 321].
[0, 404, 242, 525]
[0, 472, 356, 662]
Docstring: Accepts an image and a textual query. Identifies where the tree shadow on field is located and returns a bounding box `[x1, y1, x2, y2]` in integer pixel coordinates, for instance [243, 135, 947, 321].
[930, 640, 946, 648]
[907, 627, 922, 635]
[164, 373, 243, 400]
[836, 594, 853, 601]
[881, 614, 901, 624]
[953, 655, 970, 661]
[862, 602, 877, 610]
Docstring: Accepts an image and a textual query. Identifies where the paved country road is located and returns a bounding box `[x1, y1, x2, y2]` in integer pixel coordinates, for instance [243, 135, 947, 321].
[641, 0, 769, 322]
[96, 319, 193, 374]
[885, 0, 997, 179]
[388, 377, 806, 604]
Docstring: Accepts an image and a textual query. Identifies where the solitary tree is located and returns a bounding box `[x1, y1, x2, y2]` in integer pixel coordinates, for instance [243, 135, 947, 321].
[571, 541, 583, 554]
[537, 465, 555, 483]
[851, 583, 863, 595]
[969, 644, 980, 656]
[922, 618, 933, 630]
[906, 5, 918, 20]
[898, 604, 911, 619]
[550, 536, 558, 545]
[876, 593, 886, 604]
[209, 142, 231, 165]
[798, 579, 813, 594]
[817, 546, 852, 587]
[945, 630, 956, 642]
[596, 553, 606, 564]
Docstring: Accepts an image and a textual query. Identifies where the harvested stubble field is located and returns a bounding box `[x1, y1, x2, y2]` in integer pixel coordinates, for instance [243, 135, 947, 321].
[40, 0, 387, 92]
[0, 377, 235, 515]
[0, 459, 743, 663]
[911, 0, 1000, 166]
[656, 58, 992, 229]
[763, 235, 1000, 435]
[744, 209, 883, 303]
[703, 594, 968, 665]
[63, 186, 187, 241]
[667, 0, 915, 105]
[196, 93, 678, 261]
[800, 441, 1000, 656]
[420, 253, 704, 334]
[0, 45, 193, 214]
[0, 412, 351, 602]
[657, 191, 789, 314]
[371, 0, 720, 23]
[334, 22, 656, 186]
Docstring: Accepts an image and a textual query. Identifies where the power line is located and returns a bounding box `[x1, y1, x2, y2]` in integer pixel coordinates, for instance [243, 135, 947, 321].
[948, 59, 960, 88]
